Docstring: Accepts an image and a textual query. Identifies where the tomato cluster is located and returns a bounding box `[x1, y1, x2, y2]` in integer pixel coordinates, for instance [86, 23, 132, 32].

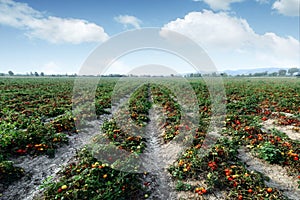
[1, 77, 299, 199]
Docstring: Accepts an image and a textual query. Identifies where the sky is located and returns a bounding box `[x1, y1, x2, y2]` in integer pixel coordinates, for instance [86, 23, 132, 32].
[0, 0, 299, 75]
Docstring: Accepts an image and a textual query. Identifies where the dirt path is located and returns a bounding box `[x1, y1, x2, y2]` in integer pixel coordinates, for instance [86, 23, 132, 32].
[141, 88, 227, 200]
[3, 98, 298, 200]
[0, 116, 110, 200]
[238, 147, 300, 200]
[141, 96, 180, 199]
[262, 119, 300, 141]
[0, 93, 135, 200]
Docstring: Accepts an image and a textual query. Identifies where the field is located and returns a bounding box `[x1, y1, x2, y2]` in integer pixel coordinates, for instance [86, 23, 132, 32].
[0, 77, 299, 200]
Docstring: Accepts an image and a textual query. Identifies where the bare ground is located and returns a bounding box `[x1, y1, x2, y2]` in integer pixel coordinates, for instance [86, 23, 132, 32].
[238, 147, 300, 200]
[2, 109, 299, 200]
[262, 119, 300, 141]
[0, 116, 109, 200]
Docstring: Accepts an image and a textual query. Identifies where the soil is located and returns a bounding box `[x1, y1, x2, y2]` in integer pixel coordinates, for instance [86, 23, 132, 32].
[175, 179, 226, 200]
[262, 119, 300, 141]
[0, 117, 109, 200]
[0, 92, 183, 200]
[238, 147, 300, 200]
[1, 104, 299, 200]
[236, 112, 300, 200]
[141, 94, 226, 200]
[141, 105, 178, 200]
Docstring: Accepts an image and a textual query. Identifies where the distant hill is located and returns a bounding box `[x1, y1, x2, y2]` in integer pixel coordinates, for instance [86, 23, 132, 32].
[223, 67, 288, 76]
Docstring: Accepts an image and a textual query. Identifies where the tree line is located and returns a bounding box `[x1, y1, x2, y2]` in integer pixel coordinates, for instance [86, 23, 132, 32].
[1, 68, 299, 77]
[0, 71, 78, 77]
[235, 68, 299, 77]
[185, 68, 299, 77]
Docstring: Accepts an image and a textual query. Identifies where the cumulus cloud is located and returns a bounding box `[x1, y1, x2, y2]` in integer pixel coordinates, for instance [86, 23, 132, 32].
[193, 0, 244, 10]
[0, 0, 109, 43]
[163, 11, 255, 50]
[114, 15, 142, 29]
[272, 0, 300, 16]
[162, 10, 299, 68]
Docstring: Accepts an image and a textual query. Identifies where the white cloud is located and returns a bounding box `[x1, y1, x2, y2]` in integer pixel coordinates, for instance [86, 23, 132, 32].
[162, 10, 299, 69]
[0, 0, 109, 43]
[27, 17, 108, 44]
[193, 0, 244, 10]
[272, 0, 300, 16]
[114, 15, 142, 29]
[163, 11, 254, 50]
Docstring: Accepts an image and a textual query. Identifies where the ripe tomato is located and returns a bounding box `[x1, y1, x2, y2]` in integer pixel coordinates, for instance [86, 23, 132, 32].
[266, 188, 273, 193]
[225, 172, 231, 176]
[233, 181, 238, 187]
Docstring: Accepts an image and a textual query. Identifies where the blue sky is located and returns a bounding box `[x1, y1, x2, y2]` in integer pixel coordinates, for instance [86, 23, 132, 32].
[0, 0, 299, 75]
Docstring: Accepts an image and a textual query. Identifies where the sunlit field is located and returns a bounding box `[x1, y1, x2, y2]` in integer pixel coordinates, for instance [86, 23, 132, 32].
[0, 77, 299, 199]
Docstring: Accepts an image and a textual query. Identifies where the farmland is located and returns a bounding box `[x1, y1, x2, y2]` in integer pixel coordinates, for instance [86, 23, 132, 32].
[0, 77, 299, 200]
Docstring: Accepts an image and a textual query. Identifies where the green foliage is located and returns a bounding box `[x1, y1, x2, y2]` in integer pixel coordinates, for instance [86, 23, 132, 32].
[0, 161, 24, 186]
[175, 180, 192, 191]
[42, 148, 144, 200]
[1, 77, 299, 199]
[257, 142, 284, 164]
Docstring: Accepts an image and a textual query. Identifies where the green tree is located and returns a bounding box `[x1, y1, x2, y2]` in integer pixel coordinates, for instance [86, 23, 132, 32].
[270, 72, 278, 77]
[278, 69, 287, 76]
[8, 70, 14, 76]
[288, 68, 299, 75]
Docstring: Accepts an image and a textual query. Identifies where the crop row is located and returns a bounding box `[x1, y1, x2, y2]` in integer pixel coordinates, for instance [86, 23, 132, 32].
[1, 77, 299, 199]
[0, 78, 117, 190]
[42, 83, 153, 199]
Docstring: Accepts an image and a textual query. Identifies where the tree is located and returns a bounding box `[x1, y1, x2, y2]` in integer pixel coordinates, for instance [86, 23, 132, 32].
[34, 72, 39, 76]
[40, 72, 44, 76]
[270, 72, 278, 77]
[288, 68, 299, 75]
[8, 70, 14, 76]
[253, 71, 267, 77]
[278, 69, 287, 76]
